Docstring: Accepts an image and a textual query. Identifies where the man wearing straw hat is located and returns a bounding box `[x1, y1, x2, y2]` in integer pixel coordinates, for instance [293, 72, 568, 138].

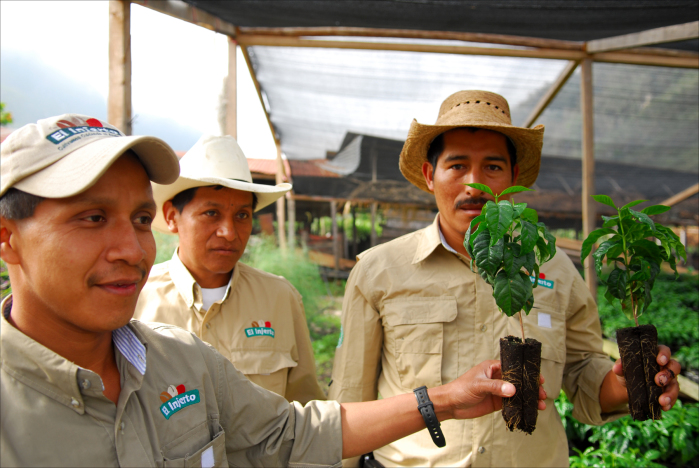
[133, 135, 326, 404]
[329, 90, 681, 467]
[0, 113, 546, 466]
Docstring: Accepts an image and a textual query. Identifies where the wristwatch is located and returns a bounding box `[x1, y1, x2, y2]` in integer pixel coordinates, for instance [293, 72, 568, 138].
[413, 386, 446, 447]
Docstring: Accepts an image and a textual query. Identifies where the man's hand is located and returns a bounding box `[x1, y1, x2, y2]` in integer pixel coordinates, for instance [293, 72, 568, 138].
[602, 344, 682, 413]
[433, 360, 547, 421]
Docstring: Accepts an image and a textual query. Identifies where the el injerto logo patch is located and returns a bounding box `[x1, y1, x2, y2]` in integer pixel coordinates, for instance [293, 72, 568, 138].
[245, 320, 275, 338]
[159, 384, 200, 420]
[529, 272, 554, 289]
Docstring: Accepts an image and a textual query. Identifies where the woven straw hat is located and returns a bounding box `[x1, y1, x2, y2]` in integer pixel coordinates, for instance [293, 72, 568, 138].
[399, 90, 545, 192]
[151, 135, 291, 233]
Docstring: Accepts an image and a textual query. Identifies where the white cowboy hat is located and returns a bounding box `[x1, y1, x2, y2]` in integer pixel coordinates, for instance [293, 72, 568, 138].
[151, 135, 291, 233]
[399, 90, 545, 192]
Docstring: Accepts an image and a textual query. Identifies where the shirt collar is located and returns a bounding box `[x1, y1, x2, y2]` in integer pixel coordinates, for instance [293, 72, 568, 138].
[413, 213, 467, 264]
[0, 295, 148, 412]
[168, 249, 234, 309]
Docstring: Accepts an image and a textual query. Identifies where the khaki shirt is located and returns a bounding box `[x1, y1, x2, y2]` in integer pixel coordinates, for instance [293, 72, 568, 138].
[0, 296, 342, 468]
[329, 215, 625, 467]
[134, 251, 326, 404]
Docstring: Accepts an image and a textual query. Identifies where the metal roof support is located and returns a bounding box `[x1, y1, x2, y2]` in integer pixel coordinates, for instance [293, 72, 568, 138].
[108, 0, 132, 135]
[522, 60, 579, 128]
[580, 58, 597, 298]
[132, 0, 236, 37]
[586, 21, 699, 54]
[225, 38, 237, 138]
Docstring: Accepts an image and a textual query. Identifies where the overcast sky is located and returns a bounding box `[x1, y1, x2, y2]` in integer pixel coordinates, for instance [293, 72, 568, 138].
[0, 1, 278, 158]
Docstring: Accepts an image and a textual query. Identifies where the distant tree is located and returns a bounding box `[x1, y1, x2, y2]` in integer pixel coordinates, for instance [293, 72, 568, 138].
[0, 103, 12, 126]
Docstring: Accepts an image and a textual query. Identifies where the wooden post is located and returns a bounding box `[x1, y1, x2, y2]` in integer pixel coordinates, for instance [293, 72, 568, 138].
[275, 144, 287, 251]
[225, 38, 237, 139]
[331, 201, 340, 275]
[287, 192, 296, 249]
[352, 205, 358, 258]
[370, 143, 379, 247]
[108, 0, 132, 134]
[581, 58, 597, 299]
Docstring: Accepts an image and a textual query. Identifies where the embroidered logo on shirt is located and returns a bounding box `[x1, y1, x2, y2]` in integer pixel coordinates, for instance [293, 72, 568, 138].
[159, 384, 200, 420]
[530, 272, 554, 289]
[245, 320, 275, 338]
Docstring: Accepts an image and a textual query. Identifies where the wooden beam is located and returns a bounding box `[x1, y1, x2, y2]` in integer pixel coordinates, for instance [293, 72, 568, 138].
[587, 21, 699, 54]
[523, 60, 579, 128]
[290, 193, 436, 210]
[275, 143, 286, 251]
[287, 192, 296, 249]
[237, 34, 588, 61]
[238, 26, 584, 51]
[660, 183, 699, 207]
[580, 58, 597, 299]
[593, 51, 699, 69]
[330, 201, 340, 274]
[225, 38, 237, 139]
[108, 0, 132, 134]
[132, 0, 236, 36]
[239, 44, 281, 147]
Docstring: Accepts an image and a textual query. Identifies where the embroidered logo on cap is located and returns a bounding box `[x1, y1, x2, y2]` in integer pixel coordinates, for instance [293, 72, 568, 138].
[245, 320, 275, 338]
[159, 384, 200, 420]
[530, 272, 554, 289]
[46, 116, 122, 148]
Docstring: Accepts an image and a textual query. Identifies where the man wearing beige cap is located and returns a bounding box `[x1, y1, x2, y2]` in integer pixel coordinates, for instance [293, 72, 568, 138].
[329, 90, 681, 467]
[0, 113, 546, 467]
[134, 135, 325, 404]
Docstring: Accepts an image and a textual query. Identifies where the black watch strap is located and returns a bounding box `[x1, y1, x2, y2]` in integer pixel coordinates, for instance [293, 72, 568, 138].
[413, 386, 446, 448]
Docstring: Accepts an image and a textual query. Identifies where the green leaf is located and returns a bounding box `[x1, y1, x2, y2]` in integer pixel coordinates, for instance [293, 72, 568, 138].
[464, 183, 494, 197]
[499, 185, 533, 196]
[519, 220, 538, 255]
[581, 227, 616, 263]
[492, 270, 532, 317]
[606, 267, 628, 300]
[630, 209, 656, 231]
[535, 236, 550, 265]
[592, 194, 617, 209]
[520, 208, 538, 223]
[629, 259, 652, 282]
[630, 239, 662, 261]
[544, 230, 557, 261]
[464, 214, 484, 258]
[592, 240, 621, 279]
[641, 204, 672, 216]
[622, 199, 648, 209]
[513, 202, 527, 217]
[485, 200, 514, 246]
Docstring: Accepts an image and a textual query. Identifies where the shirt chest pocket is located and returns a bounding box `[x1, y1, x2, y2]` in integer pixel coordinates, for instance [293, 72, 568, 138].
[507, 305, 566, 398]
[160, 420, 228, 468]
[382, 297, 457, 390]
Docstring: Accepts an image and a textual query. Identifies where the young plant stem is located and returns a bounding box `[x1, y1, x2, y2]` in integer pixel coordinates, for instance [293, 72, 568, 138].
[519, 311, 526, 341]
[616, 206, 639, 328]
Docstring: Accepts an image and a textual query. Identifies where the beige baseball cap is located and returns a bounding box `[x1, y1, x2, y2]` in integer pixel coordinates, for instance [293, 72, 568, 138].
[0, 114, 180, 198]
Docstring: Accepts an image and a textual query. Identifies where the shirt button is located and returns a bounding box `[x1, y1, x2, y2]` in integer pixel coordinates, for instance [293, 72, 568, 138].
[120, 421, 125, 431]
[81, 379, 91, 390]
[71, 398, 80, 408]
[478, 446, 486, 454]
[205, 323, 211, 329]
[480, 324, 487, 332]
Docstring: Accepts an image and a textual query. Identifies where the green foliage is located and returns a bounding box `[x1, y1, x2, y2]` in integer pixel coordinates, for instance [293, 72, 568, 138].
[0, 103, 12, 126]
[463, 183, 556, 317]
[557, 391, 699, 467]
[598, 273, 699, 372]
[0, 259, 11, 299]
[153, 231, 180, 265]
[311, 210, 383, 243]
[582, 196, 687, 324]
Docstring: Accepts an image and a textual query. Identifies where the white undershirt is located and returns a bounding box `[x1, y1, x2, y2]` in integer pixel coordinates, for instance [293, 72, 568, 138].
[201, 285, 228, 311]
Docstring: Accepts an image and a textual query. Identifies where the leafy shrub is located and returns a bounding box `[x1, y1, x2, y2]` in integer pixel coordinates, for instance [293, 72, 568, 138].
[597, 273, 699, 372]
[557, 391, 699, 467]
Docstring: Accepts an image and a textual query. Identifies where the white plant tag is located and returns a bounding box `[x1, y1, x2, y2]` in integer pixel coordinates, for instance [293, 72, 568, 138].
[538, 312, 552, 329]
[201, 446, 214, 468]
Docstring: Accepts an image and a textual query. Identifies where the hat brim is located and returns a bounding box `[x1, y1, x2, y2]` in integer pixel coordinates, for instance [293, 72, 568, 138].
[151, 176, 291, 233]
[13, 135, 179, 198]
[399, 120, 545, 193]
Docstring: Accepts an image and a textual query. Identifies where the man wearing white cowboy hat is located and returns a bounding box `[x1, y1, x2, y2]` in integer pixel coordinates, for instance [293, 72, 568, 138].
[329, 90, 681, 467]
[0, 113, 547, 466]
[134, 135, 326, 404]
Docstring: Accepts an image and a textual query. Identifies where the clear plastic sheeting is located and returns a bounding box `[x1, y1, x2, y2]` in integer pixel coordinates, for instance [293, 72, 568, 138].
[247, 45, 569, 160]
[534, 63, 698, 172]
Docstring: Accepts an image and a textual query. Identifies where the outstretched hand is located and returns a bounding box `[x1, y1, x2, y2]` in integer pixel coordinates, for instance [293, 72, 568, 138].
[610, 344, 681, 411]
[437, 360, 546, 421]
